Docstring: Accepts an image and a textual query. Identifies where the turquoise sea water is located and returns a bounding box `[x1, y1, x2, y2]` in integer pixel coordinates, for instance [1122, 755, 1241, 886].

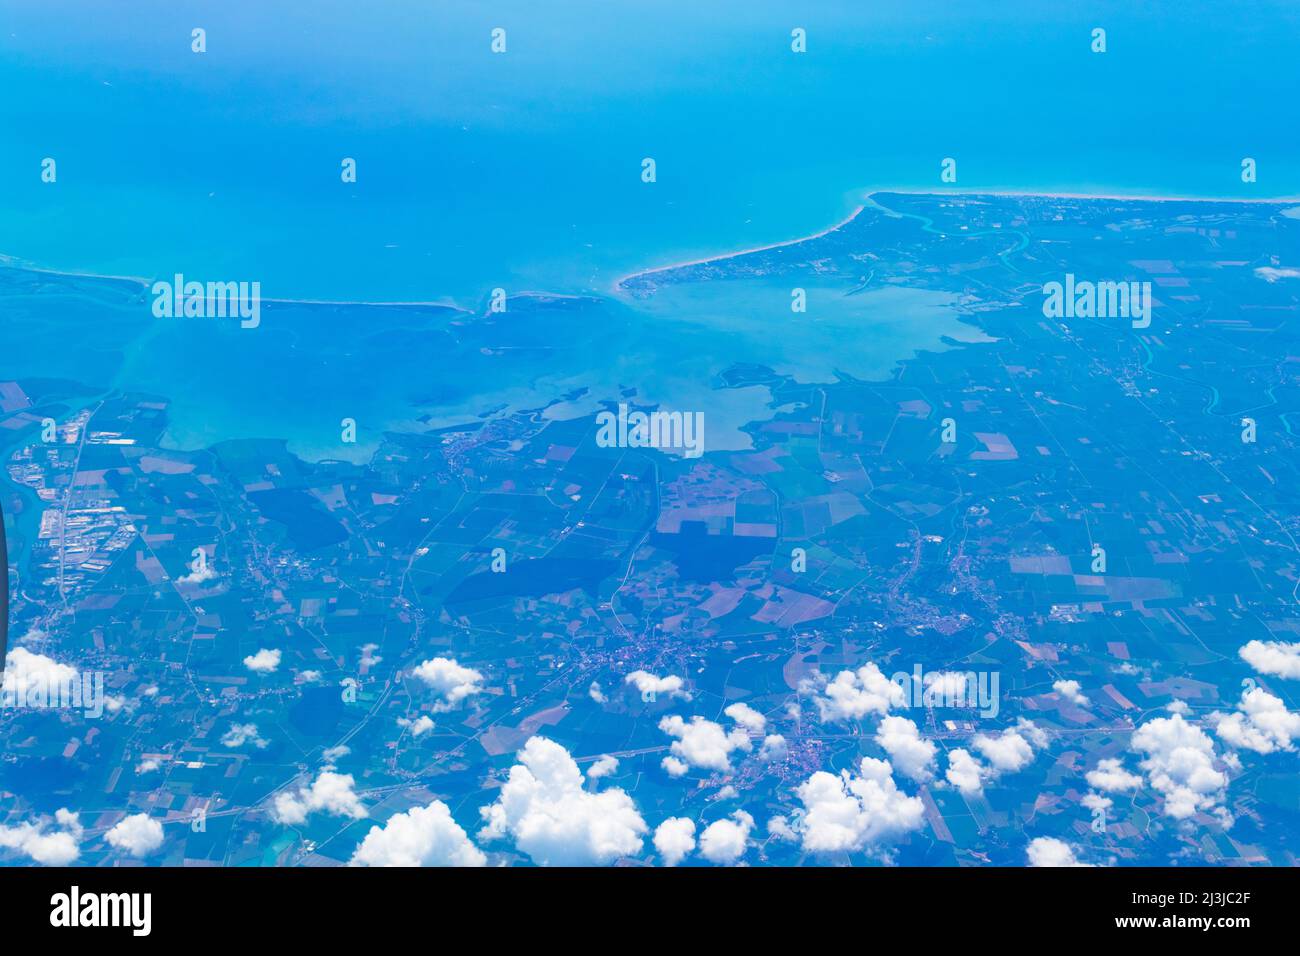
[1, 0, 1297, 303]
[1, 1, 1298, 460]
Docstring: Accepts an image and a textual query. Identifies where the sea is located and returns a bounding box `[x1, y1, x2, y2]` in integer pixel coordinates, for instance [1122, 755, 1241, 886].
[0, 0, 1297, 460]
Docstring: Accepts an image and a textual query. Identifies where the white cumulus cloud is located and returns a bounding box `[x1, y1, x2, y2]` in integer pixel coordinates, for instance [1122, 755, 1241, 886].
[945, 748, 986, 795]
[1053, 679, 1089, 706]
[1131, 713, 1230, 824]
[1085, 757, 1143, 792]
[0, 808, 82, 866]
[662, 755, 689, 777]
[2, 647, 78, 700]
[1082, 792, 1112, 812]
[1239, 640, 1300, 680]
[221, 723, 268, 749]
[723, 702, 766, 734]
[795, 757, 925, 854]
[412, 657, 485, 713]
[1210, 686, 1300, 754]
[105, 813, 165, 858]
[625, 670, 691, 701]
[398, 715, 435, 737]
[809, 663, 905, 723]
[972, 718, 1048, 774]
[876, 715, 937, 783]
[653, 817, 696, 866]
[659, 715, 752, 774]
[698, 810, 753, 865]
[768, 815, 798, 842]
[1027, 836, 1092, 867]
[350, 801, 485, 867]
[242, 648, 281, 674]
[759, 734, 788, 761]
[272, 770, 367, 824]
[946, 719, 1048, 794]
[479, 737, 647, 866]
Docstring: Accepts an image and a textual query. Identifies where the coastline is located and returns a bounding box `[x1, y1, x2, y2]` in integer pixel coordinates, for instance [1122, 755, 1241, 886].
[0, 256, 589, 316]
[609, 203, 868, 291]
[6, 185, 1299, 305]
[0, 257, 470, 313]
[610, 187, 1300, 293]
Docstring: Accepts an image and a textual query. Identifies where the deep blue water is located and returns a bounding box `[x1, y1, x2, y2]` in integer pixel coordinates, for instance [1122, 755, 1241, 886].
[1, 0, 1297, 303]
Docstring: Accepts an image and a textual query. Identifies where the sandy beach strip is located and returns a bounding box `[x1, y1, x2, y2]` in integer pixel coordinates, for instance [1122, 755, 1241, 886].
[613, 187, 1300, 293]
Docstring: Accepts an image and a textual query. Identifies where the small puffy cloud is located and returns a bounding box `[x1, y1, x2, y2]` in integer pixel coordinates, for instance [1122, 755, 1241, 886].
[1167, 700, 1191, 716]
[945, 748, 986, 795]
[1131, 713, 1229, 823]
[135, 758, 161, 773]
[795, 758, 925, 853]
[350, 801, 485, 867]
[588, 682, 608, 704]
[875, 716, 937, 783]
[0, 808, 82, 865]
[662, 756, 689, 777]
[725, 702, 766, 733]
[479, 737, 647, 866]
[398, 715, 435, 737]
[323, 744, 351, 762]
[767, 816, 798, 842]
[17, 627, 47, 645]
[1027, 836, 1092, 867]
[698, 810, 753, 865]
[242, 648, 281, 674]
[1081, 792, 1112, 812]
[653, 817, 696, 867]
[1210, 686, 1300, 754]
[659, 715, 752, 774]
[972, 718, 1047, 774]
[105, 813, 165, 858]
[946, 720, 1047, 794]
[412, 657, 485, 713]
[810, 663, 905, 723]
[759, 734, 788, 762]
[1086, 757, 1142, 793]
[1239, 640, 1300, 679]
[587, 755, 619, 780]
[724, 702, 766, 734]
[299, 669, 322, 682]
[1053, 680, 1088, 706]
[221, 723, 268, 749]
[272, 770, 367, 825]
[625, 670, 690, 701]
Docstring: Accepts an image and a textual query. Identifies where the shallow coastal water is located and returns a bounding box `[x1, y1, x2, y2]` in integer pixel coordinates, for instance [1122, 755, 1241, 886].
[0, 262, 985, 461]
